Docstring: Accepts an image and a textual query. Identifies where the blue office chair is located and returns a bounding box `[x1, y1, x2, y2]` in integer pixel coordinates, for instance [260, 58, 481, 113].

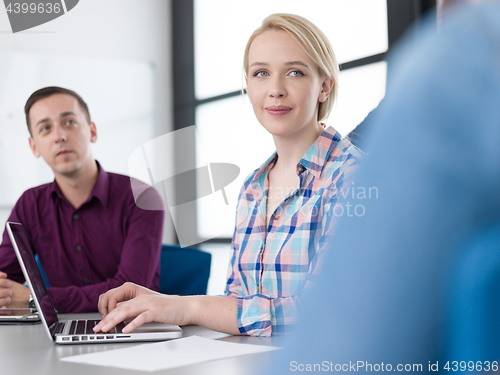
[445, 222, 500, 362]
[159, 244, 212, 296]
[34, 245, 212, 295]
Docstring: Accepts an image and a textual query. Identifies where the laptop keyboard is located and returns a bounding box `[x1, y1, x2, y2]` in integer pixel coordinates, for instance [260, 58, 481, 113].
[54, 322, 65, 334]
[68, 320, 126, 335]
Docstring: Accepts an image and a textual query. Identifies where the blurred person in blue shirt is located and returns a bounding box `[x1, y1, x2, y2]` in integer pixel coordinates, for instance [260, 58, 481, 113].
[268, 1, 500, 373]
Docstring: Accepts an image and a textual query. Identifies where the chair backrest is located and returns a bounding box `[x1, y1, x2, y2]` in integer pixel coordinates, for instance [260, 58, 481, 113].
[34, 244, 212, 295]
[446, 223, 500, 361]
[159, 244, 212, 296]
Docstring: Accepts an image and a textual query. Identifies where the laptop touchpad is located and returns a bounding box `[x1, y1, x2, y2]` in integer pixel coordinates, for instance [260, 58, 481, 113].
[129, 322, 182, 333]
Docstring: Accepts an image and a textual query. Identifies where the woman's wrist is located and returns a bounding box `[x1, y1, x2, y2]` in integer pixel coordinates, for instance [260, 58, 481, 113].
[184, 295, 203, 325]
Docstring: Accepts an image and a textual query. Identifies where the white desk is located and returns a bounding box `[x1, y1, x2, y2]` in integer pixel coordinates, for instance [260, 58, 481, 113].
[1, 313, 283, 375]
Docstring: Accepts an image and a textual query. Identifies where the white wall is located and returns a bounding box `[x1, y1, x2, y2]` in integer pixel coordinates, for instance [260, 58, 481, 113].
[0, 0, 175, 243]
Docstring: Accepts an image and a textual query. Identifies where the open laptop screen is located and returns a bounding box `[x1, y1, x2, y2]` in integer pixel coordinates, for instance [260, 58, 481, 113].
[8, 223, 58, 329]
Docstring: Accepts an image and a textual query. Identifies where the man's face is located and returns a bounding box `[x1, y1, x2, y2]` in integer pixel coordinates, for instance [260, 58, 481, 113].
[28, 94, 97, 177]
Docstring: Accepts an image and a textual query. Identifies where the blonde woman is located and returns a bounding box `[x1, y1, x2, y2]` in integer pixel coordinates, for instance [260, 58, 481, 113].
[95, 13, 362, 337]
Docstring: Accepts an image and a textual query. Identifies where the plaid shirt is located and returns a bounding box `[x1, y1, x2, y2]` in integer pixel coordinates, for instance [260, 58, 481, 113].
[224, 127, 362, 336]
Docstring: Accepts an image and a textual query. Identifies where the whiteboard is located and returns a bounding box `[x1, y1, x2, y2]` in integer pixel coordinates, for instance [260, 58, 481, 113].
[0, 51, 155, 206]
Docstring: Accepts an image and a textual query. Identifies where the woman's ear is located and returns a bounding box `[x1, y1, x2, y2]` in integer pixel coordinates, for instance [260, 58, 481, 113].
[319, 76, 334, 103]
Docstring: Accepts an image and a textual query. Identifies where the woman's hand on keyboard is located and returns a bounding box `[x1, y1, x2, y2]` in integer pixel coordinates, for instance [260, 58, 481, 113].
[94, 282, 193, 334]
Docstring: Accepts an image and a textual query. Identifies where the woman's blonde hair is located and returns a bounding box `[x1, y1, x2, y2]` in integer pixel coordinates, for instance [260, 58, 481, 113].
[244, 13, 339, 122]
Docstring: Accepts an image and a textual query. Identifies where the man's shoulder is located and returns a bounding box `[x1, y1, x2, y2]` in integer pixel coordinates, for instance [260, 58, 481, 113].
[17, 182, 54, 203]
[7, 183, 54, 224]
[106, 171, 153, 194]
[105, 170, 133, 184]
[105, 171, 145, 198]
[106, 172, 165, 211]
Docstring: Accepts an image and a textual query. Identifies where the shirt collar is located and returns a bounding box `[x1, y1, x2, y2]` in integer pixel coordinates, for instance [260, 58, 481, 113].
[249, 152, 277, 202]
[254, 152, 278, 186]
[298, 126, 341, 179]
[50, 161, 110, 208]
[250, 126, 342, 196]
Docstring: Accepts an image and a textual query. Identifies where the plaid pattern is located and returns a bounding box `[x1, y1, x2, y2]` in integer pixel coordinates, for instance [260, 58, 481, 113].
[224, 127, 363, 336]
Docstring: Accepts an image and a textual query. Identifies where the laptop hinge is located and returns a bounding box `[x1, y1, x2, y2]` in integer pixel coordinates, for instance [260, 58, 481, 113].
[49, 322, 58, 338]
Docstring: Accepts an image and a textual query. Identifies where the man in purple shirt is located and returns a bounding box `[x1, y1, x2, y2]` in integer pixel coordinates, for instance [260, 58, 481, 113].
[0, 86, 164, 313]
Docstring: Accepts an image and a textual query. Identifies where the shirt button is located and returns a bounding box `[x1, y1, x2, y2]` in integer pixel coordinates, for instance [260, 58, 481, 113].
[273, 213, 280, 220]
[297, 165, 304, 173]
[84, 277, 90, 284]
[73, 213, 79, 220]
[76, 245, 82, 252]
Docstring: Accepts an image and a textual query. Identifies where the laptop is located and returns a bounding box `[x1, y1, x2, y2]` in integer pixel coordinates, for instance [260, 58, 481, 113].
[6, 221, 183, 344]
[0, 308, 40, 323]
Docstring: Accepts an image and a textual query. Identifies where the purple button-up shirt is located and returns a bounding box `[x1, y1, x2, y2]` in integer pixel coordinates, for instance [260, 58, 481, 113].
[0, 162, 164, 313]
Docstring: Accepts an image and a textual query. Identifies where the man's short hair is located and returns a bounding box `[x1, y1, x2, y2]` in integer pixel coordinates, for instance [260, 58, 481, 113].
[24, 86, 91, 136]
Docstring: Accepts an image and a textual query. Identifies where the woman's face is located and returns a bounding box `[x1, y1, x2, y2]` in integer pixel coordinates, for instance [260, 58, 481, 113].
[246, 29, 331, 139]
